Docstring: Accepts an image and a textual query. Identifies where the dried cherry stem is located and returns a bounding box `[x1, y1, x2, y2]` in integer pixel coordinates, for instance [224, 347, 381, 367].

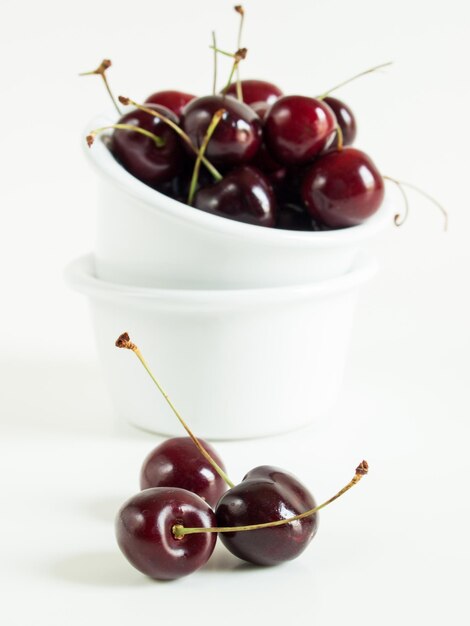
[79, 59, 122, 115]
[223, 47, 247, 96]
[118, 96, 222, 182]
[115, 333, 235, 489]
[234, 5, 245, 101]
[188, 109, 225, 205]
[86, 124, 164, 148]
[384, 176, 448, 231]
[212, 31, 218, 95]
[173, 461, 369, 538]
[318, 62, 393, 99]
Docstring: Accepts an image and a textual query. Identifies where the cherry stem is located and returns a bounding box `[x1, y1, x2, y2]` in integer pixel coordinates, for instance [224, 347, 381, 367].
[318, 61, 393, 99]
[335, 124, 344, 152]
[115, 333, 235, 489]
[86, 124, 165, 148]
[118, 96, 222, 182]
[384, 176, 448, 231]
[234, 5, 245, 101]
[173, 460, 369, 538]
[212, 31, 218, 95]
[223, 48, 247, 97]
[79, 59, 122, 116]
[188, 109, 225, 206]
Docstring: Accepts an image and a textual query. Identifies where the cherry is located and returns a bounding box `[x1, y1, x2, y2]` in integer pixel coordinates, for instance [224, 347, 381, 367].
[116, 335, 369, 573]
[264, 95, 336, 165]
[173, 462, 369, 568]
[115, 487, 217, 580]
[181, 95, 262, 167]
[301, 147, 384, 228]
[194, 165, 276, 227]
[140, 437, 227, 508]
[145, 90, 196, 118]
[225, 79, 283, 105]
[215, 466, 317, 565]
[323, 96, 357, 146]
[111, 105, 184, 186]
[276, 203, 316, 231]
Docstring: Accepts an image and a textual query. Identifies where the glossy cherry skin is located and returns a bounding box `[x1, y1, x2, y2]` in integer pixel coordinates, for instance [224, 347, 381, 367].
[140, 437, 227, 508]
[264, 96, 336, 165]
[302, 147, 385, 228]
[194, 165, 276, 227]
[181, 95, 262, 167]
[111, 105, 184, 186]
[115, 487, 217, 580]
[145, 90, 196, 118]
[225, 79, 283, 105]
[323, 97, 357, 146]
[216, 466, 317, 566]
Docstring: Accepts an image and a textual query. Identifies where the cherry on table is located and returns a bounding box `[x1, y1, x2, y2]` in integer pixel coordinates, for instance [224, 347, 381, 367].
[115, 487, 217, 580]
[215, 465, 318, 566]
[140, 437, 227, 508]
[194, 165, 276, 227]
[181, 95, 262, 167]
[301, 147, 385, 228]
[224, 79, 283, 105]
[323, 96, 357, 146]
[111, 105, 184, 186]
[264, 95, 336, 165]
[145, 90, 196, 118]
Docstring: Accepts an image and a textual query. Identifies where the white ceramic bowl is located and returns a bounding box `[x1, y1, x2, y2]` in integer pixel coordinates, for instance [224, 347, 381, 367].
[85, 113, 392, 289]
[66, 253, 377, 440]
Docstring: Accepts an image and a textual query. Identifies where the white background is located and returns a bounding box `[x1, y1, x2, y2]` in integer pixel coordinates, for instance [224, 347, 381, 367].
[1, 0, 469, 624]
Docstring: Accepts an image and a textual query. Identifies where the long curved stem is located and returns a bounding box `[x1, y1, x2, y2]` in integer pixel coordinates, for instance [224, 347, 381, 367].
[115, 333, 235, 489]
[188, 109, 225, 205]
[118, 96, 222, 182]
[173, 461, 368, 538]
[318, 62, 393, 99]
[212, 31, 218, 95]
[384, 176, 448, 231]
[235, 5, 245, 101]
[86, 124, 164, 148]
[79, 59, 121, 115]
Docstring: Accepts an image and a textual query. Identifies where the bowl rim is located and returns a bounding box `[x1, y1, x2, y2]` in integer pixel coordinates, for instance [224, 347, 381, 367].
[84, 112, 394, 247]
[66, 253, 378, 307]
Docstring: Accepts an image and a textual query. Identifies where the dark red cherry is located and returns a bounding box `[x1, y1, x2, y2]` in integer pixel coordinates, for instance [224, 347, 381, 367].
[276, 203, 316, 231]
[225, 79, 283, 105]
[302, 147, 384, 228]
[215, 466, 318, 566]
[323, 97, 357, 146]
[264, 96, 336, 165]
[194, 165, 276, 227]
[181, 95, 262, 167]
[145, 90, 196, 118]
[115, 487, 217, 580]
[140, 437, 227, 508]
[111, 105, 184, 185]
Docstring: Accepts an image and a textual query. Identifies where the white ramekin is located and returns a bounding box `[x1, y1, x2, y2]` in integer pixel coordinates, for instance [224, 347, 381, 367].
[85, 113, 392, 289]
[66, 253, 377, 440]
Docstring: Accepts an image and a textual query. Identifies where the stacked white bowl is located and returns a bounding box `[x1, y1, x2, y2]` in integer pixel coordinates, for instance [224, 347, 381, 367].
[66, 115, 392, 439]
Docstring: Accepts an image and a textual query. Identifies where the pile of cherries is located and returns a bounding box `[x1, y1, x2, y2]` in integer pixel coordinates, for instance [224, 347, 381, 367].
[84, 1, 391, 234]
[109, 84, 385, 230]
[114, 333, 368, 581]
